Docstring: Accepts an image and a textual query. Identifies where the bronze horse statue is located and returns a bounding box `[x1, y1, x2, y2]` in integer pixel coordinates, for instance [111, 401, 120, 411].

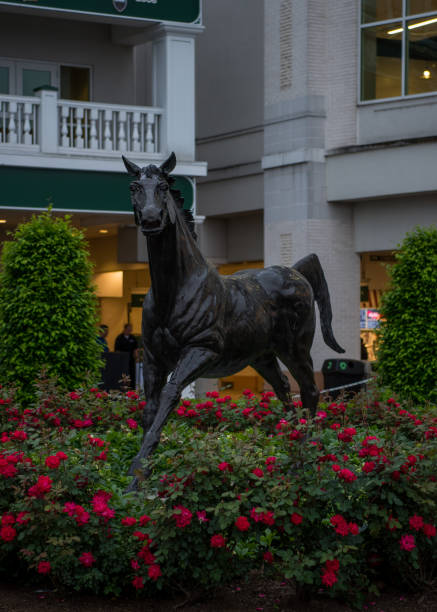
[122, 152, 344, 489]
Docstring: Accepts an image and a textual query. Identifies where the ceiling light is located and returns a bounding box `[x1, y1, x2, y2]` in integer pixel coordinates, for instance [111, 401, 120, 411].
[387, 27, 403, 35]
[98, 229, 108, 234]
[0, 219, 6, 224]
[423, 69, 431, 79]
[388, 16, 437, 35]
[408, 17, 437, 30]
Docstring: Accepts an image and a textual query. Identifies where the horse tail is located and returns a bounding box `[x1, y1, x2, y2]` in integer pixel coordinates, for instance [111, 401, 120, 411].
[292, 253, 345, 354]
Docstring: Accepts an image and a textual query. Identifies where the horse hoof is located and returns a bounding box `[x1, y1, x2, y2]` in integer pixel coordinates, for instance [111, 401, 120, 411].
[124, 477, 139, 494]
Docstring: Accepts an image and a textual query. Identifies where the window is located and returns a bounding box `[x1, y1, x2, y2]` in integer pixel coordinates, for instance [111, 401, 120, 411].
[361, 0, 437, 100]
[0, 59, 90, 101]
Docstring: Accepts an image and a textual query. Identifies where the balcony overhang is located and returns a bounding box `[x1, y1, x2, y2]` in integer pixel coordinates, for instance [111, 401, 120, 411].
[0, 0, 202, 27]
[326, 137, 437, 202]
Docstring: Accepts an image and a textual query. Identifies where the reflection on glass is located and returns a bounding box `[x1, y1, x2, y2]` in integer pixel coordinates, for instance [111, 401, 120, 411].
[0, 67, 9, 94]
[408, 1, 437, 15]
[22, 69, 51, 96]
[361, 23, 402, 99]
[407, 18, 437, 93]
[60, 66, 90, 101]
[362, 0, 402, 23]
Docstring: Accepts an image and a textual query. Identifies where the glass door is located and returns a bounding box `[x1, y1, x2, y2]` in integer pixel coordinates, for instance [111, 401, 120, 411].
[0, 59, 15, 94]
[15, 61, 58, 96]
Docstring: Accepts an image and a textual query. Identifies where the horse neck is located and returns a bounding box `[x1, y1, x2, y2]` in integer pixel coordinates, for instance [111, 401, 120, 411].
[146, 212, 207, 317]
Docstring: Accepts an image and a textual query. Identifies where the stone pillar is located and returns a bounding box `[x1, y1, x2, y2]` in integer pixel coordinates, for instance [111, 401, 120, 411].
[262, 0, 360, 370]
[35, 85, 58, 154]
[152, 24, 200, 161]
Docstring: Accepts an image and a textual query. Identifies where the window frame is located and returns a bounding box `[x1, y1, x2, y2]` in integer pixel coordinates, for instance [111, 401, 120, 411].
[359, 0, 437, 104]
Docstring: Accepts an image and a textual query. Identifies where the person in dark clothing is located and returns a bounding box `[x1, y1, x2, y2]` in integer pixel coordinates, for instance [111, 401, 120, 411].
[114, 323, 138, 388]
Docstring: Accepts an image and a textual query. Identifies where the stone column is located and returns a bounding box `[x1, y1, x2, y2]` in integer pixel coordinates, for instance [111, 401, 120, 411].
[262, 0, 360, 370]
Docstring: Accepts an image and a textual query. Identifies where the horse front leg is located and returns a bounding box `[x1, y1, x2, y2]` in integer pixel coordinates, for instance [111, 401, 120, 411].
[127, 349, 167, 480]
[126, 347, 217, 489]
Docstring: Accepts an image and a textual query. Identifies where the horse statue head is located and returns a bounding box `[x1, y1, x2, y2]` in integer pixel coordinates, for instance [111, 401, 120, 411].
[122, 152, 182, 237]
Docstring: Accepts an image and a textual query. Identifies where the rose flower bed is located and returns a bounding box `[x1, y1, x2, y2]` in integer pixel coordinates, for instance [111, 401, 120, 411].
[0, 379, 436, 608]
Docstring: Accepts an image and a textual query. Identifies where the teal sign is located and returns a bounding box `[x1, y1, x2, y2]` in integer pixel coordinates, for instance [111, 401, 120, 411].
[0, 167, 194, 213]
[0, 0, 201, 24]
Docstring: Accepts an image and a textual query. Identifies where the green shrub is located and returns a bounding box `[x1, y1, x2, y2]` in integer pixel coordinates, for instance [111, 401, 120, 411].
[376, 226, 437, 404]
[0, 210, 101, 401]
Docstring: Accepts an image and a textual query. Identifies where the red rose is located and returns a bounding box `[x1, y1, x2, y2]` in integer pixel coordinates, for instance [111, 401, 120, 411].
[218, 462, 232, 472]
[400, 534, 416, 551]
[409, 514, 424, 531]
[148, 564, 162, 581]
[423, 523, 436, 538]
[362, 461, 376, 473]
[173, 505, 192, 529]
[132, 576, 144, 589]
[252, 468, 264, 478]
[37, 561, 51, 574]
[321, 569, 338, 587]
[290, 512, 303, 525]
[126, 418, 138, 430]
[45, 455, 61, 469]
[235, 516, 250, 531]
[121, 516, 137, 526]
[79, 552, 96, 567]
[56, 451, 68, 461]
[210, 534, 226, 548]
[0, 525, 16, 542]
[263, 551, 274, 563]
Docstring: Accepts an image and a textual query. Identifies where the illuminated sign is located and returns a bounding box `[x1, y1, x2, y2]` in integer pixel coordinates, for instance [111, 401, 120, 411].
[360, 309, 381, 330]
[0, 0, 201, 24]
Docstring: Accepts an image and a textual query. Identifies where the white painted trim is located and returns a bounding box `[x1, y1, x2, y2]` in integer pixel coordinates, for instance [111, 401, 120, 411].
[0, 204, 133, 216]
[0, 152, 208, 176]
[261, 148, 325, 170]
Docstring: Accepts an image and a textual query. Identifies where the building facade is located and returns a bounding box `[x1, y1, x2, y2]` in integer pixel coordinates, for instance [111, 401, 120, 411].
[196, 0, 437, 385]
[0, 0, 206, 350]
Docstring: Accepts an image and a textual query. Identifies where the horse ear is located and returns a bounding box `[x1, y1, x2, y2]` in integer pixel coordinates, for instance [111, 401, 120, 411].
[160, 152, 176, 175]
[122, 156, 141, 177]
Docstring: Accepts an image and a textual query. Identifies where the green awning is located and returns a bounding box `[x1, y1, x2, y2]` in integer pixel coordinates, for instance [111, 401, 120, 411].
[0, 166, 194, 213]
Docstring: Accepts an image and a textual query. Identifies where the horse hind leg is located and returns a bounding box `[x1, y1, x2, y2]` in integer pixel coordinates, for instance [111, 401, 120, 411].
[251, 356, 292, 408]
[281, 353, 319, 417]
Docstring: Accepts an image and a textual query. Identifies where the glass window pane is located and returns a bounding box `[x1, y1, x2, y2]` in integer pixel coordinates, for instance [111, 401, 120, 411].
[60, 66, 90, 101]
[362, 0, 402, 23]
[408, 1, 437, 15]
[361, 23, 403, 99]
[407, 17, 437, 93]
[0, 67, 9, 94]
[22, 69, 51, 96]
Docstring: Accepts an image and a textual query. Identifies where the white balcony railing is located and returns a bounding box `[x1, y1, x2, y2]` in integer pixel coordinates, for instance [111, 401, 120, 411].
[0, 95, 40, 147]
[0, 89, 162, 157]
[58, 100, 161, 155]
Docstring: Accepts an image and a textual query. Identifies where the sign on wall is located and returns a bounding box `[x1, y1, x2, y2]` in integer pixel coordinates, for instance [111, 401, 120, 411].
[0, 0, 201, 25]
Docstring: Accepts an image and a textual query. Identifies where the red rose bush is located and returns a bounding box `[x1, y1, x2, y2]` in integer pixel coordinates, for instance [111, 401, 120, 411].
[0, 380, 436, 606]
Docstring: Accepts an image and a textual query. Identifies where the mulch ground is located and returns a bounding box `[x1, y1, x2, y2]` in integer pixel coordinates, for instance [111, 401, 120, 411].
[0, 575, 436, 612]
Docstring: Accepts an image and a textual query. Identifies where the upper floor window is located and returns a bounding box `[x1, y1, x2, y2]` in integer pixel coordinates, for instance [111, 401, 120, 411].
[361, 0, 437, 100]
[0, 59, 90, 101]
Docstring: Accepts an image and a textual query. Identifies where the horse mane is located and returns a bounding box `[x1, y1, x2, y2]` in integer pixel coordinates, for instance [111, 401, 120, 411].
[143, 164, 197, 241]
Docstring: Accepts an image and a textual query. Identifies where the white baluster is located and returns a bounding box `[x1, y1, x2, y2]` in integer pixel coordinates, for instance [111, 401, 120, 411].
[131, 111, 140, 152]
[61, 105, 69, 147]
[90, 108, 98, 150]
[75, 107, 84, 149]
[145, 112, 155, 153]
[23, 102, 33, 145]
[7, 101, 17, 144]
[117, 110, 127, 151]
[104, 109, 113, 151]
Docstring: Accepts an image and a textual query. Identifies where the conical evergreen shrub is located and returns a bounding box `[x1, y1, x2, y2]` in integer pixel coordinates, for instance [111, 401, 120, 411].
[376, 226, 437, 404]
[0, 210, 101, 401]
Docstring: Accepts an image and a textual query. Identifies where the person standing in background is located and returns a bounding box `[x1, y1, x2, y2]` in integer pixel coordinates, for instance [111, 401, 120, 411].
[96, 324, 109, 353]
[114, 323, 138, 388]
